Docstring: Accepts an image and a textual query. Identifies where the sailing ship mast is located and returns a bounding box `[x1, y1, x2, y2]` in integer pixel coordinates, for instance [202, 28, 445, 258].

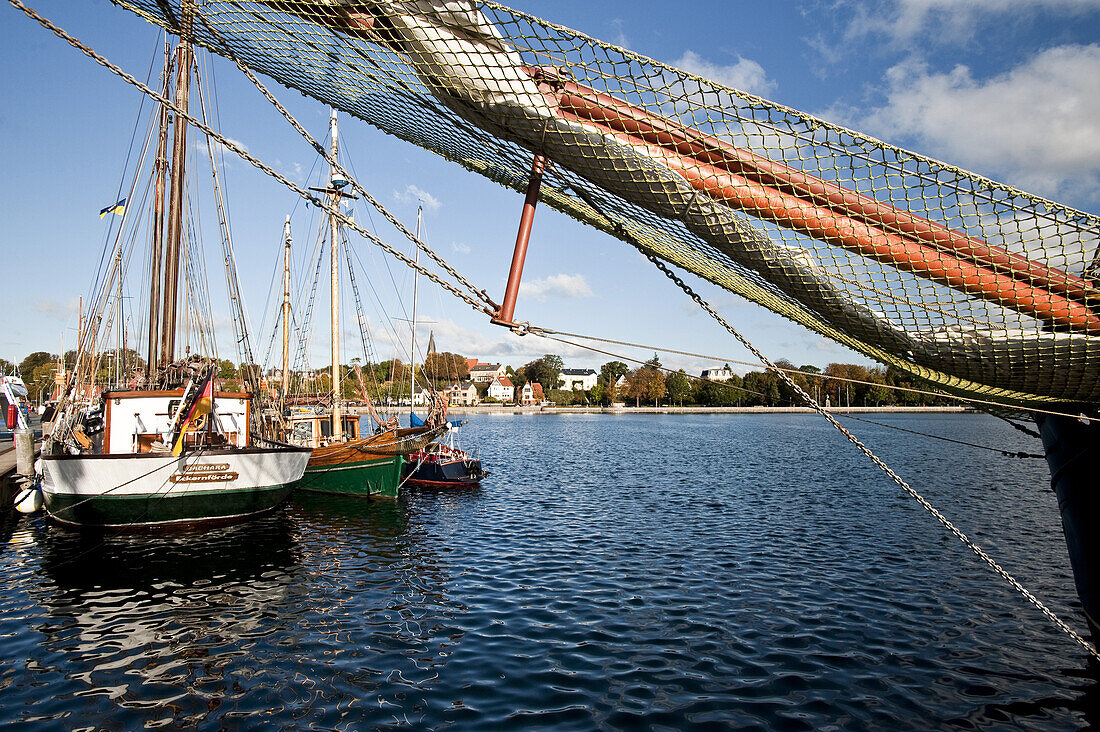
[147, 42, 172, 378]
[409, 205, 421, 419]
[329, 109, 343, 440]
[159, 3, 194, 367]
[282, 215, 291, 402]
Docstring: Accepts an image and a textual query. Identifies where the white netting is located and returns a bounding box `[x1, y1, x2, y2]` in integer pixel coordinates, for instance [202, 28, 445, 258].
[116, 0, 1100, 408]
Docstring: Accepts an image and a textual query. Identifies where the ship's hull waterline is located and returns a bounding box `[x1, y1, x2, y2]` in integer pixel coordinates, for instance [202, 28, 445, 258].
[40, 446, 311, 527]
[299, 451, 405, 499]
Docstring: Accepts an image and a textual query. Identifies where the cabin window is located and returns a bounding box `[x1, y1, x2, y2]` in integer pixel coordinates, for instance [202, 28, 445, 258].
[291, 421, 312, 442]
[319, 418, 332, 438]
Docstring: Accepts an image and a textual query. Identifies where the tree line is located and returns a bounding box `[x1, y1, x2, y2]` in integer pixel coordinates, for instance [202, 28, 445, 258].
[3, 348, 950, 408]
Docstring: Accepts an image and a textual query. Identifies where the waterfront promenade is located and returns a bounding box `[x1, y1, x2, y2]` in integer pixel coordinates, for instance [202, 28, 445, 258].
[436, 405, 970, 416]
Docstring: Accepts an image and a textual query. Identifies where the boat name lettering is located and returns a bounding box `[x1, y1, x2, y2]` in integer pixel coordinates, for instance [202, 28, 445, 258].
[169, 463, 238, 483]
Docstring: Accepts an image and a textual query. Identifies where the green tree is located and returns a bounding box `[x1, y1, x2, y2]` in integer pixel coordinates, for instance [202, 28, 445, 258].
[596, 360, 629, 405]
[695, 378, 728, 406]
[665, 369, 691, 406]
[521, 354, 563, 391]
[30, 363, 56, 402]
[19, 351, 55, 382]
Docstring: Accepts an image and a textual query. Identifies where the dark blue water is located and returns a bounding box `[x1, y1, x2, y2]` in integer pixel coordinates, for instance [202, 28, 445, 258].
[1, 414, 1096, 729]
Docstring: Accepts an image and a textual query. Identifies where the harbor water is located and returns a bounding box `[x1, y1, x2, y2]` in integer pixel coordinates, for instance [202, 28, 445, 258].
[0, 414, 1094, 729]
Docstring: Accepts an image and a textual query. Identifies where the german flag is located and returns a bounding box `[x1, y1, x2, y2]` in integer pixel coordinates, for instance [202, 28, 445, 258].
[172, 371, 214, 457]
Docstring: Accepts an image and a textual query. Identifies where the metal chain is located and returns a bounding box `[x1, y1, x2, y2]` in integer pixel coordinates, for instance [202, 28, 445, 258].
[10, 0, 495, 321]
[15, 0, 1096, 661]
[194, 12, 499, 312]
[530, 327, 1087, 420]
[594, 237, 1100, 661]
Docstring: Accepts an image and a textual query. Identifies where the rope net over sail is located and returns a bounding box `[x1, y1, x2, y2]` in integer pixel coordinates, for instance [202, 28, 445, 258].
[115, 0, 1100, 409]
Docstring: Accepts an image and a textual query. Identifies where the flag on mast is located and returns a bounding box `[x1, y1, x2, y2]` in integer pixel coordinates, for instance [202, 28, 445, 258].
[172, 371, 214, 456]
[98, 198, 126, 218]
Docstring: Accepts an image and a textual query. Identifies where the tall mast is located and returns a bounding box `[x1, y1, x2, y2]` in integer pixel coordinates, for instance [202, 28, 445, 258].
[409, 205, 422, 418]
[147, 41, 172, 379]
[282, 215, 292, 403]
[159, 1, 194, 367]
[329, 109, 342, 440]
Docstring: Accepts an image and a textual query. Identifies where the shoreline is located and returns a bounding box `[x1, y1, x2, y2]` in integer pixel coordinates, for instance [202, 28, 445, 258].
[439, 405, 971, 416]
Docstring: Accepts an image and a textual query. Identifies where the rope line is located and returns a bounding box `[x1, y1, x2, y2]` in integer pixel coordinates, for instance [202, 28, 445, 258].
[14, 0, 1095, 661]
[531, 326, 1088, 421]
[194, 11, 498, 313]
[833, 413, 1044, 459]
[9, 0, 495, 323]
[547, 189, 1100, 660]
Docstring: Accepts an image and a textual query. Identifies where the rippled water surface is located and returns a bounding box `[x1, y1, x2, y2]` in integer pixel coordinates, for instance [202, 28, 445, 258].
[1, 414, 1097, 729]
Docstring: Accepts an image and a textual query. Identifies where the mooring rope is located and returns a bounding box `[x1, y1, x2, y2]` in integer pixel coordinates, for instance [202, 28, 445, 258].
[12, 0, 1096, 661]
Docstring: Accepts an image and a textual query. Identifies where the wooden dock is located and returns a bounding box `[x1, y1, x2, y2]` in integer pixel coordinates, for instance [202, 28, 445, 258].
[0, 444, 19, 477]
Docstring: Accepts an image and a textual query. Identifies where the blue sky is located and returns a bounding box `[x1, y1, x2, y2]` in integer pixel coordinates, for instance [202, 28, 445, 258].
[2, 0, 1098, 376]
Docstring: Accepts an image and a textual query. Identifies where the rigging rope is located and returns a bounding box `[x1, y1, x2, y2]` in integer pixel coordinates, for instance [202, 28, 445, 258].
[193, 10, 499, 314]
[13, 0, 1096, 662]
[532, 327, 1089, 420]
[538, 193, 1100, 660]
[832, 413, 1043, 459]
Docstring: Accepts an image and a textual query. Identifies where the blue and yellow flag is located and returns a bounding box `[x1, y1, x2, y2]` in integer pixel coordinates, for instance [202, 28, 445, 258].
[98, 198, 126, 218]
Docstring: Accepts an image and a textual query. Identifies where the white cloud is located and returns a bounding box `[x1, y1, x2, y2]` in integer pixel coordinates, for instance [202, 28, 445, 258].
[193, 136, 249, 165]
[32, 299, 78, 321]
[609, 18, 630, 49]
[451, 241, 471, 255]
[393, 184, 441, 211]
[671, 50, 777, 98]
[842, 0, 1099, 45]
[839, 44, 1100, 200]
[518, 274, 595, 301]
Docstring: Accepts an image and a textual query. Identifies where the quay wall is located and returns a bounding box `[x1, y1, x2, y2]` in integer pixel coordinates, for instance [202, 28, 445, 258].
[427, 405, 971, 416]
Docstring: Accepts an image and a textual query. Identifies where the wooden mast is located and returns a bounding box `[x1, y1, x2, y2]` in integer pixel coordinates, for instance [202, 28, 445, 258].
[409, 205, 421, 418]
[159, 0, 194, 366]
[282, 215, 292, 403]
[147, 41, 172, 379]
[329, 109, 342, 440]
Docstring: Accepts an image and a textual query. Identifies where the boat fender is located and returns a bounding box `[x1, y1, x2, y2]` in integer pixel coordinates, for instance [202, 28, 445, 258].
[14, 485, 43, 514]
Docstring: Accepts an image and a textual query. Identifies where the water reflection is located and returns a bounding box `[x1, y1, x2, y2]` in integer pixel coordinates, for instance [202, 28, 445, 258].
[3, 415, 1099, 728]
[26, 513, 300, 726]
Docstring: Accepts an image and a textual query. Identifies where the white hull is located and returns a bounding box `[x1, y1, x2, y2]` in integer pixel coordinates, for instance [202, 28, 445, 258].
[40, 447, 310, 527]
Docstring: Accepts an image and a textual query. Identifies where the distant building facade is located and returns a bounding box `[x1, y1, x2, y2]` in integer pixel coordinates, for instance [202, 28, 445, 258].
[701, 366, 734, 382]
[487, 375, 515, 402]
[560, 368, 597, 391]
[519, 382, 545, 406]
[469, 363, 506, 383]
[446, 382, 479, 406]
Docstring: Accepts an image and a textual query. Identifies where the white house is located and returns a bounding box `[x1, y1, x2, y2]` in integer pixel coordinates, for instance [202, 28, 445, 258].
[519, 382, 545, 406]
[560, 368, 597, 391]
[487, 375, 515, 402]
[701, 366, 734, 382]
[469, 363, 506, 383]
[446, 382, 479, 406]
